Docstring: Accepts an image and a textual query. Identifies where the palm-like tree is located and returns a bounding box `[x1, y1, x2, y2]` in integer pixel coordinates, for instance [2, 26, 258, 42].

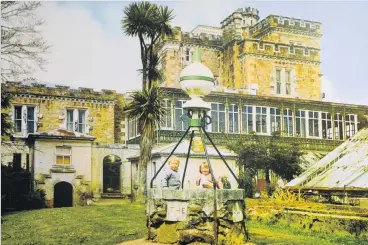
[122, 2, 174, 202]
[124, 85, 167, 201]
[122, 2, 173, 90]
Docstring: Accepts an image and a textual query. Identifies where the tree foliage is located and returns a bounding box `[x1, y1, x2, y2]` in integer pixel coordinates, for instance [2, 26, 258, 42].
[227, 133, 304, 197]
[124, 85, 167, 201]
[1, 1, 50, 82]
[122, 1, 173, 90]
[121, 2, 174, 202]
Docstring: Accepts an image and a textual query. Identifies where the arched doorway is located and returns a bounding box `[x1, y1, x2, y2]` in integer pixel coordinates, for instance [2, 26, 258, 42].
[103, 155, 122, 193]
[54, 181, 73, 208]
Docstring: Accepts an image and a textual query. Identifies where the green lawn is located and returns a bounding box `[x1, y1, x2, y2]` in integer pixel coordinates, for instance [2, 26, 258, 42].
[247, 221, 366, 245]
[1, 203, 146, 245]
[1, 201, 366, 245]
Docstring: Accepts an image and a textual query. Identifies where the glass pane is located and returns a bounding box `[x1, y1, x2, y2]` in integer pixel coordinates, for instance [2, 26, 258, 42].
[64, 156, 71, 165]
[14, 106, 22, 119]
[175, 109, 183, 131]
[211, 111, 218, 132]
[56, 156, 63, 165]
[27, 120, 35, 133]
[219, 112, 225, 132]
[79, 110, 85, 123]
[234, 113, 239, 133]
[27, 107, 34, 120]
[219, 104, 225, 111]
[67, 110, 73, 122]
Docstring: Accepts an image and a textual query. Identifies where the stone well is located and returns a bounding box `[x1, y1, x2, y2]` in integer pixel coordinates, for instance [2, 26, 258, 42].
[147, 189, 246, 245]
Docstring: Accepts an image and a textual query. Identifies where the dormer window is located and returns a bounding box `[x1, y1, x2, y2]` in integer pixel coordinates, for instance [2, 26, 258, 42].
[66, 108, 87, 133]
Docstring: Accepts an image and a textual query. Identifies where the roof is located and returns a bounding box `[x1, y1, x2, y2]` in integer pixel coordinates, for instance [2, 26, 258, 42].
[29, 128, 96, 141]
[287, 128, 368, 190]
[128, 140, 237, 161]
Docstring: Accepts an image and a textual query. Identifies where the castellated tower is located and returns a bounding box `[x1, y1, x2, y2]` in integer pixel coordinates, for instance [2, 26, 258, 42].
[158, 7, 323, 101]
[221, 7, 260, 42]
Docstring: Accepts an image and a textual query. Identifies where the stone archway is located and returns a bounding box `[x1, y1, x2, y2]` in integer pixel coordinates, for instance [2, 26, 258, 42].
[54, 181, 73, 208]
[103, 155, 122, 193]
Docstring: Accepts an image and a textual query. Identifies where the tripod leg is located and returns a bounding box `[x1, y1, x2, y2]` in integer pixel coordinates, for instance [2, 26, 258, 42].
[150, 126, 191, 188]
[202, 127, 240, 187]
[182, 130, 195, 189]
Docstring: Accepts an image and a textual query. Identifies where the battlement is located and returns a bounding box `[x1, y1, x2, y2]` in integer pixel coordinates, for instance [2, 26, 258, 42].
[3, 81, 119, 101]
[239, 39, 320, 62]
[250, 15, 322, 38]
[235, 7, 259, 16]
[162, 27, 223, 47]
[221, 7, 260, 27]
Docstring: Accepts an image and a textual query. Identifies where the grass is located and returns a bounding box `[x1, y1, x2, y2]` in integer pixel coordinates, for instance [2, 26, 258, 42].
[1, 199, 367, 245]
[247, 220, 366, 245]
[1, 202, 146, 245]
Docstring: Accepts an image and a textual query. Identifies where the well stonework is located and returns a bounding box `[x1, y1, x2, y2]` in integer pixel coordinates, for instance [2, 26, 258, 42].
[147, 189, 246, 245]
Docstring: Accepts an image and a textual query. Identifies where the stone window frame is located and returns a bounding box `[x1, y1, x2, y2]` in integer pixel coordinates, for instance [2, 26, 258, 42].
[55, 146, 72, 165]
[12, 104, 38, 136]
[274, 67, 295, 97]
[64, 107, 89, 134]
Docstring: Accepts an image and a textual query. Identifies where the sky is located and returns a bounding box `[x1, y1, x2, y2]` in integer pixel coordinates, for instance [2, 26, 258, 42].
[33, 1, 368, 105]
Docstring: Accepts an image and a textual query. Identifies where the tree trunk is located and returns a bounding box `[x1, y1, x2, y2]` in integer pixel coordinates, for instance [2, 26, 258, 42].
[265, 168, 272, 197]
[135, 122, 155, 203]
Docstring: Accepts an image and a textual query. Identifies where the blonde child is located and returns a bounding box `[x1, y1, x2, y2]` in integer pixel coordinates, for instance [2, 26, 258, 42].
[161, 156, 181, 190]
[196, 162, 223, 189]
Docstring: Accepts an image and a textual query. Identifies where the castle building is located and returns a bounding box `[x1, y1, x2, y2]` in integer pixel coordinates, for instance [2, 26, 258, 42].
[2, 7, 368, 205]
[127, 7, 368, 188]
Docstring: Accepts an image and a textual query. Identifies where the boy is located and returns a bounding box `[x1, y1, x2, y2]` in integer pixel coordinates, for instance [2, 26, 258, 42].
[161, 156, 181, 190]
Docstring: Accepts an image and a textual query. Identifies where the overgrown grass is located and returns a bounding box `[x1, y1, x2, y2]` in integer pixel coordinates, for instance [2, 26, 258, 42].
[1, 203, 146, 245]
[248, 221, 366, 245]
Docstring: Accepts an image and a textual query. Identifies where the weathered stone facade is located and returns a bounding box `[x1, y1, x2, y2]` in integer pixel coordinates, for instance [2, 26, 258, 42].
[147, 189, 246, 245]
[1, 81, 138, 206]
[158, 8, 323, 101]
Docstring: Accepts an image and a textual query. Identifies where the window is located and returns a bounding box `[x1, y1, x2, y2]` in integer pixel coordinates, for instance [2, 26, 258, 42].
[270, 108, 281, 133]
[255, 106, 267, 134]
[321, 112, 332, 139]
[14, 106, 22, 132]
[283, 109, 293, 136]
[345, 114, 356, 139]
[175, 101, 189, 131]
[228, 104, 239, 133]
[276, 70, 281, 94]
[66, 109, 87, 133]
[56, 146, 71, 165]
[211, 103, 226, 133]
[334, 114, 344, 140]
[161, 100, 172, 129]
[242, 105, 253, 133]
[296, 110, 307, 137]
[308, 111, 319, 137]
[128, 117, 138, 139]
[285, 71, 291, 95]
[185, 48, 191, 62]
[13, 105, 36, 134]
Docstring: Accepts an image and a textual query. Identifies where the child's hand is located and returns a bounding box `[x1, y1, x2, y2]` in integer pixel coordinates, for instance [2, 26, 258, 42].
[196, 175, 201, 186]
[203, 182, 214, 189]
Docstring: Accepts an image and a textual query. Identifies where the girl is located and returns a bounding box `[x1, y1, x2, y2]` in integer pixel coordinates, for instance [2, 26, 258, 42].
[196, 162, 223, 189]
